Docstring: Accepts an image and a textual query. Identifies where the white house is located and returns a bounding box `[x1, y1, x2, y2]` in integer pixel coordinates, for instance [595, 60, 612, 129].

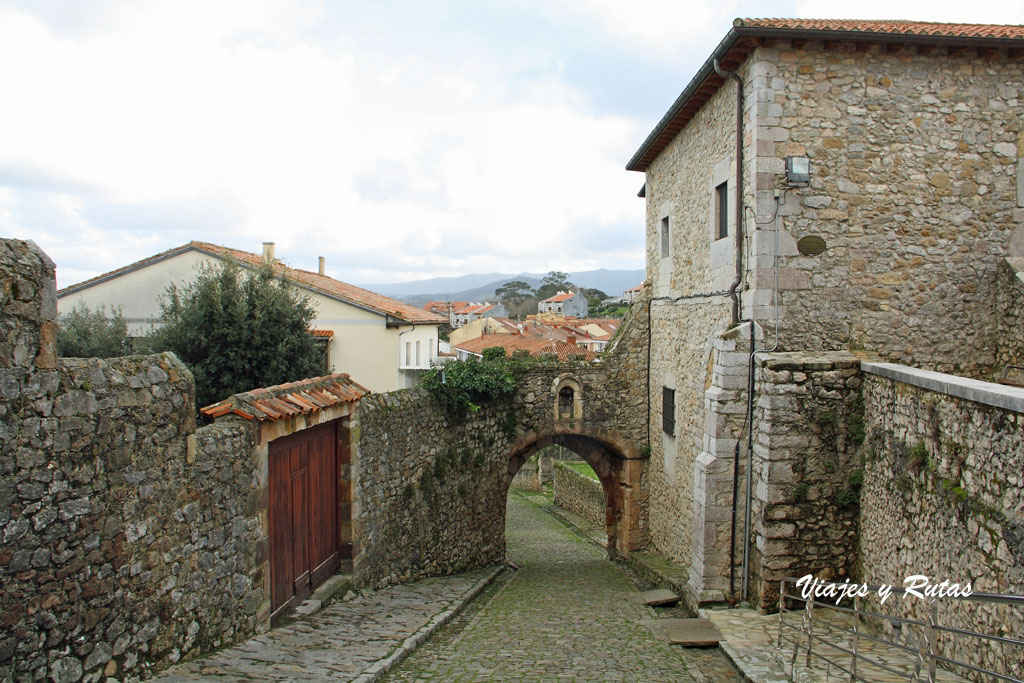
[537, 291, 588, 318]
[56, 241, 446, 393]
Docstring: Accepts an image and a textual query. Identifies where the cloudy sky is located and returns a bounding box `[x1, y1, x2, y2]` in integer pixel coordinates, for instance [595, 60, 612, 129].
[4, 0, 1023, 289]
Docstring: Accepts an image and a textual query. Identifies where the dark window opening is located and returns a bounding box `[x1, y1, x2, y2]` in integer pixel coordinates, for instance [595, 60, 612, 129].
[662, 387, 675, 436]
[715, 182, 728, 240]
[559, 386, 575, 419]
[660, 216, 670, 257]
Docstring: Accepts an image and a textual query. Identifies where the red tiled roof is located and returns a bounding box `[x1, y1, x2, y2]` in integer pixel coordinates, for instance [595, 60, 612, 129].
[737, 18, 1024, 38]
[200, 373, 369, 422]
[542, 291, 576, 303]
[454, 335, 597, 361]
[58, 241, 446, 325]
[627, 18, 1024, 172]
[310, 329, 334, 338]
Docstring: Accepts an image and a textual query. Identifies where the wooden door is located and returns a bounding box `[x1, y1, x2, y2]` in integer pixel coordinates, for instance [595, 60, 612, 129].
[269, 420, 339, 618]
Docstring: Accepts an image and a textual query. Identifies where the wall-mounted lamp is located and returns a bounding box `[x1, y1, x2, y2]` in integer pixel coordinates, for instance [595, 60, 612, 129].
[785, 156, 810, 186]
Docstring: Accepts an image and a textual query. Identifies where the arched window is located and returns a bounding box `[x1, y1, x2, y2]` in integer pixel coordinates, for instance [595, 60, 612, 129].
[558, 386, 575, 419]
[552, 374, 583, 421]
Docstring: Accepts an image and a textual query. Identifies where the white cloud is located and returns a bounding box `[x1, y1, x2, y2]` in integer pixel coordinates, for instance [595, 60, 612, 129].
[533, 0, 741, 59]
[795, 0, 1024, 24]
[0, 1, 648, 287]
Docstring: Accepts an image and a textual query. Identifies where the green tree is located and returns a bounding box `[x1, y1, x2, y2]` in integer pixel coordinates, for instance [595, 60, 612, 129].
[494, 280, 535, 305]
[494, 280, 536, 319]
[148, 262, 324, 410]
[535, 271, 576, 301]
[580, 288, 608, 315]
[57, 305, 132, 358]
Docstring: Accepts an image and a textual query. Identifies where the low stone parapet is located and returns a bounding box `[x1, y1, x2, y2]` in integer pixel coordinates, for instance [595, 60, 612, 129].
[553, 462, 605, 525]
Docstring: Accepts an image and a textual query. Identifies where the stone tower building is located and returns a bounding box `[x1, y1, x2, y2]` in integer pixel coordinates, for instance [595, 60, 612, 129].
[627, 19, 1024, 606]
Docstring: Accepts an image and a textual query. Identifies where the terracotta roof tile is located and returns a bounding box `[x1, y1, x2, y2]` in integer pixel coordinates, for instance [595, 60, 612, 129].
[454, 335, 597, 361]
[737, 18, 1024, 39]
[542, 291, 577, 303]
[200, 373, 370, 423]
[627, 18, 1024, 172]
[59, 241, 446, 325]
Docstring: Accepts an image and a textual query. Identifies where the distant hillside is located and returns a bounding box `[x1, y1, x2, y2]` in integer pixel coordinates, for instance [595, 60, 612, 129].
[366, 269, 645, 305]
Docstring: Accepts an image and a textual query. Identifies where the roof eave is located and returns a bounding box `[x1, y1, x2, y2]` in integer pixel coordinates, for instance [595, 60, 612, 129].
[626, 23, 1024, 172]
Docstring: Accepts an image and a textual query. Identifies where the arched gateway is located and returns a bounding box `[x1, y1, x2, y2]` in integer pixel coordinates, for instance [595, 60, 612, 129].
[504, 427, 645, 557]
[351, 307, 651, 589]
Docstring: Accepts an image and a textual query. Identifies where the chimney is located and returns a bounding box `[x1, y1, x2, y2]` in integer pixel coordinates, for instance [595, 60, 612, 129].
[261, 242, 275, 264]
[318, 256, 325, 275]
[567, 333, 576, 346]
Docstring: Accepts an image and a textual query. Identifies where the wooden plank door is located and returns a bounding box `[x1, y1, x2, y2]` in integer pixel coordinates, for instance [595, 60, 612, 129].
[269, 420, 339, 619]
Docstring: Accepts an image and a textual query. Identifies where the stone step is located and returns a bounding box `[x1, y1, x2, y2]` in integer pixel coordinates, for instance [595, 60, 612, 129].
[659, 618, 723, 647]
[631, 588, 681, 606]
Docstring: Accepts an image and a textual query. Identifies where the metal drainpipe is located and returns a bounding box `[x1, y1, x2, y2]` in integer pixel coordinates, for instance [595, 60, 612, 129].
[713, 58, 749, 602]
[713, 59, 744, 326]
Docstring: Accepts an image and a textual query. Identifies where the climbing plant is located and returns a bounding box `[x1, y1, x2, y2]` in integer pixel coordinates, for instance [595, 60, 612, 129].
[421, 347, 540, 421]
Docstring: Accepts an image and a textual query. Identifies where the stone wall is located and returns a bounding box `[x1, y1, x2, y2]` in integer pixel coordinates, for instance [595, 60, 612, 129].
[745, 41, 1023, 379]
[995, 258, 1024, 378]
[352, 301, 651, 588]
[747, 352, 864, 609]
[552, 462, 605, 526]
[858, 363, 1024, 677]
[643, 59, 749, 568]
[509, 457, 541, 492]
[0, 240, 267, 682]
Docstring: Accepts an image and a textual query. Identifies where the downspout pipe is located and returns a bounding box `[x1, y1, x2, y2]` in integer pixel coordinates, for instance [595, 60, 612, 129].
[713, 59, 744, 325]
[714, 57, 748, 603]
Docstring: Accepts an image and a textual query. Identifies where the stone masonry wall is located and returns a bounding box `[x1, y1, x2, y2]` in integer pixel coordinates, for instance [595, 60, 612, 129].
[746, 41, 1023, 379]
[859, 365, 1023, 678]
[0, 240, 267, 682]
[509, 457, 541, 492]
[644, 56, 753, 567]
[748, 352, 864, 610]
[353, 302, 650, 589]
[552, 462, 605, 526]
[995, 259, 1024, 377]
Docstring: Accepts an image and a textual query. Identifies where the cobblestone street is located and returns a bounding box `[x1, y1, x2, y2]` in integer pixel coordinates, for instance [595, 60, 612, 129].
[385, 490, 741, 682]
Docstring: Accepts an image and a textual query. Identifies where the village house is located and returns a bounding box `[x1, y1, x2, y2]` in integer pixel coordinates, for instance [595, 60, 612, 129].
[56, 241, 447, 392]
[448, 315, 519, 346]
[452, 333, 597, 362]
[622, 284, 645, 303]
[627, 19, 1024, 605]
[449, 301, 508, 328]
[537, 290, 588, 317]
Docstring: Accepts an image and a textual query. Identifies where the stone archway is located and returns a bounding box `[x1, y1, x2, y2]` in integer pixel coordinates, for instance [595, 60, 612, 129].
[504, 427, 646, 557]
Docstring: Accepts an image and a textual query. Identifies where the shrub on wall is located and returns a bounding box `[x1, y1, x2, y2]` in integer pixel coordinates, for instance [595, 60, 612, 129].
[422, 348, 541, 421]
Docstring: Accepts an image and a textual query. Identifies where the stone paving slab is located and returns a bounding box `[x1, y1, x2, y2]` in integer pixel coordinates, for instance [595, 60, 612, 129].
[632, 588, 681, 606]
[705, 607, 969, 683]
[660, 618, 722, 647]
[153, 565, 503, 682]
[385, 491, 742, 683]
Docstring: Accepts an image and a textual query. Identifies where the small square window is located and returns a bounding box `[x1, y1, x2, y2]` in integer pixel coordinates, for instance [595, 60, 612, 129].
[715, 182, 728, 240]
[660, 216, 670, 258]
[662, 387, 675, 436]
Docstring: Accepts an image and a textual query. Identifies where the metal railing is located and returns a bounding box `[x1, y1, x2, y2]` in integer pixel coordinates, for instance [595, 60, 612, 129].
[777, 576, 1024, 682]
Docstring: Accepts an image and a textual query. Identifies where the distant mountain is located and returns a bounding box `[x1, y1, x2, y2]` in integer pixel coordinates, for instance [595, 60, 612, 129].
[364, 269, 645, 305]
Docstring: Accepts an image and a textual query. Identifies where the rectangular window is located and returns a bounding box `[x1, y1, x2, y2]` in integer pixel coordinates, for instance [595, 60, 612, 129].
[715, 182, 728, 240]
[662, 387, 675, 436]
[660, 216, 670, 257]
[415, 340, 421, 367]
[405, 341, 411, 367]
